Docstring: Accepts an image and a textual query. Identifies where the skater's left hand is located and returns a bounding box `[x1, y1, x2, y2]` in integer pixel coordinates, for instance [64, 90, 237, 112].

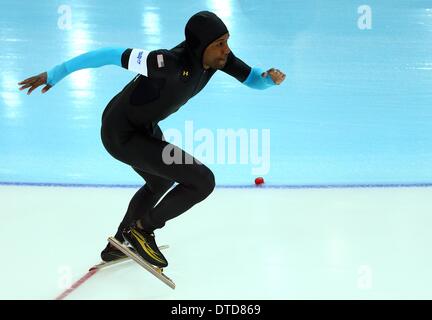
[262, 68, 286, 85]
[18, 72, 52, 95]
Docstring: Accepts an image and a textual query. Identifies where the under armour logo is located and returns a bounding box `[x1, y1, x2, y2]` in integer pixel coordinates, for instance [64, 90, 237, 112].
[182, 70, 189, 77]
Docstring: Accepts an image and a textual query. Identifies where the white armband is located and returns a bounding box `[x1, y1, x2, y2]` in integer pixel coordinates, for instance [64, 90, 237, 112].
[128, 49, 150, 76]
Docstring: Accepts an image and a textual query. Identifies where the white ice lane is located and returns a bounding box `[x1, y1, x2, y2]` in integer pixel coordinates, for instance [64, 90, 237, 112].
[0, 186, 431, 299]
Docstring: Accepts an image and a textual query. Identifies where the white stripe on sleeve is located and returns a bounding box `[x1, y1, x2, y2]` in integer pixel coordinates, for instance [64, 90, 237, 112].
[128, 49, 150, 76]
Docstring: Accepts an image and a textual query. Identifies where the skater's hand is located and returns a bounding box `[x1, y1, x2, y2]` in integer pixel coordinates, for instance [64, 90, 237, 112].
[18, 72, 52, 95]
[262, 68, 286, 85]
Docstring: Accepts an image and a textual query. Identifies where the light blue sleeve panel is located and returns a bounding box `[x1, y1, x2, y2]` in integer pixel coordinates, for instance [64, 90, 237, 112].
[46, 47, 126, 86]
[242, 67, 276, 90]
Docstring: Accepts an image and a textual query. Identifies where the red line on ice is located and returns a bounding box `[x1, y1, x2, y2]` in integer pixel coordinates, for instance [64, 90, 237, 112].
[55, 268, 99, 300]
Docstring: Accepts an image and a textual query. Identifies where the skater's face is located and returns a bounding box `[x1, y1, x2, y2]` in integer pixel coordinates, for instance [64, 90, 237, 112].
[202, 33, 231, 70]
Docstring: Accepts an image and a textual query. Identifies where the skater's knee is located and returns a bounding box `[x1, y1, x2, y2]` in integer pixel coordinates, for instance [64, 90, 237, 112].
[195, 168, 215, 200]
[206, 170, 216, 194]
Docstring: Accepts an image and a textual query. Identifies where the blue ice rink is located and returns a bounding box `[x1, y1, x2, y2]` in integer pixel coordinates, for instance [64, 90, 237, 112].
[1, 0, 432, 300]
[1, 0, 431, 187]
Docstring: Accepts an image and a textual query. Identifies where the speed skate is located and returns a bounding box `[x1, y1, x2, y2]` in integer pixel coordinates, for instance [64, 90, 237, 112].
[107, 236, 176, 289]
[89, 244, 169, 271]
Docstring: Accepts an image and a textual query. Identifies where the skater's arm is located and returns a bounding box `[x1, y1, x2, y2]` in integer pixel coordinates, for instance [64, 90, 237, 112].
[221, 52, 285, 89]
[46, 47, 153, 85]
[18, 47, 127, 94]
[46, 47, 127, 86]
[18, 47, 152, 95]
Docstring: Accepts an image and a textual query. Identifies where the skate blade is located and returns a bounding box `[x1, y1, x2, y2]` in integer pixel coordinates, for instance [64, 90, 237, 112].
[90, 256, 132, 271]
[108, 237, 176, 290]
[90, 244, 170, 271]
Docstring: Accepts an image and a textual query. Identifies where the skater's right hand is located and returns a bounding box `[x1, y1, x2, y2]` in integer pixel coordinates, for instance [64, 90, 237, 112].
[18, 72, 52, 95]
[261, 68, 286, 85]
